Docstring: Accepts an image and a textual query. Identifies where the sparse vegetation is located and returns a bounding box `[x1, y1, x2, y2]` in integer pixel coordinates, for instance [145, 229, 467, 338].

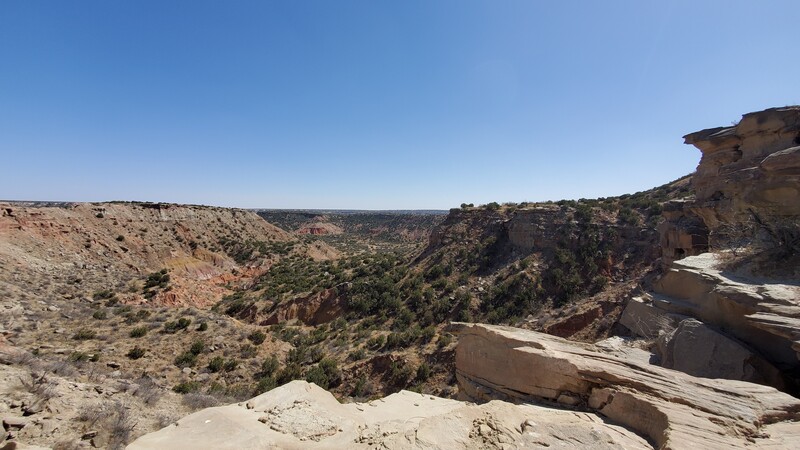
[127, 346, 146, 359]
[73, 328, 97, 340]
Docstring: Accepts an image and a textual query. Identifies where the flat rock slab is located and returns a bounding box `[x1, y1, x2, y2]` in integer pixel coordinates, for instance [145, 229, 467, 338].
[126, 381, 649, 449]
[455, 323, 800, 449]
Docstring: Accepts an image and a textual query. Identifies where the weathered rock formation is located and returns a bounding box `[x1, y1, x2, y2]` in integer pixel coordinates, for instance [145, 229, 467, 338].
[654, 318, 782, 388]
[685, 106, 800, 226]
[455, 323, 800, 449]
[126, 380, 650, 449]
[625, 106, 800, 392]
[660, 106, 800, 260]
[296, 222, 344, 235]
[261, 285, 348, 326]
[622, 252, 799, 391]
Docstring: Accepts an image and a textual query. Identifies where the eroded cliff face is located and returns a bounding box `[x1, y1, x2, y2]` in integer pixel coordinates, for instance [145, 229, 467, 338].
[660, 106, 800, 260]
[623, 106, 800, 393]
[421, 204, 659, 286]
[0, 202, 336, 308]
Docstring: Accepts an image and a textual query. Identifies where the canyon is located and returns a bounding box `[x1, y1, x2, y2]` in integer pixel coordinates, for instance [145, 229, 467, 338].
[1, 106, 799, 449]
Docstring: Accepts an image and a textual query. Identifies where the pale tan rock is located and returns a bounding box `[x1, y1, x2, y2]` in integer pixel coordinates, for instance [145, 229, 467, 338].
[618, 295, 685, 338]
[454, 323, 800, 449]
[683, 106, 800, 229]
[655, 318, 782, 387]
[661, 106, 800, 260]
[653, 253, 800, 369]
[126, 381, 650, 449]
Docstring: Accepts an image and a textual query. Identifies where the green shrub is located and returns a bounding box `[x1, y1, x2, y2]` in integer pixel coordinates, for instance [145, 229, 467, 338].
[260, 356, 280, 377]
[416, 362, 432, 382]
[73, 329, 96, 340]
[174, 352, 197, 368]
[349, 348, 366, 361]
[223, 359, 238, 372]
[129, 326, 148, 338]
[247, 330, 267, 345]
[305, 366, 329, 388]
[437, 333, 453, 348]
[351, 375, 368, 397]
[197, 322, 208, 332]
[366, 335, 385, 350]
[388, 361, 413, 387]
[173, 381, 200, 394]
[240, 344, 257, 359]
[276, 364, 303, 385]
[206, 356, 223, 373]
[127, 346, 146, 360]
[189, 340, 205, 355]
[164, 318, 191, 333]
[92, 310, 107, 320]
[69, 351, 89, 362]
[255, 376, 277, 394]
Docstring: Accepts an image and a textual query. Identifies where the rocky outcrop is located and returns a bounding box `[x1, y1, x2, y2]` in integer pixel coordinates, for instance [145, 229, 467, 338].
[661, 106, 800, 259]
[505, 205, 569, 251]
[454, 323, 800, 449]
[654, 254, 800, 368]
[127, 380, 650, 449]
[655, 318, 783, 388]
[621, 253, 799, 389]
[684, 106, 800, 227]
[296, 222, 343, 235]
[658, 200, 708, 261]
[261, 285, 348, 326]
[627, 106, 800, 393]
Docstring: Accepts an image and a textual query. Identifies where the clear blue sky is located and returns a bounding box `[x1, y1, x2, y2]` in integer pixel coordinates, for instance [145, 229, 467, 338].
[1, 1, 798, 209]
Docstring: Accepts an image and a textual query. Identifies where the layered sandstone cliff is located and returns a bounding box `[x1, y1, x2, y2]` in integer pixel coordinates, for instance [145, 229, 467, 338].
[660, 106, 800, 260]
[624, 106, 800, 392]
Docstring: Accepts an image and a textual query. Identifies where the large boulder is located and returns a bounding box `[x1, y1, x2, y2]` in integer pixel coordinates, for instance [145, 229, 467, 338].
[655, 318, 783, 388]
[455, 323, 800, 449]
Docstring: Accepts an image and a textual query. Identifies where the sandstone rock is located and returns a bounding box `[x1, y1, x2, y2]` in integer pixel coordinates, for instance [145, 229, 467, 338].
[656, 318, 783, 387]
[662, 106, 800, 258]
[81, 430, 98, 440]
[0, 442, 51, 450]
[261, 286, 347, 326]
[618, 295, 686, 338]
[2, 417, 28, 431]
[684, 107, 800, 218]
[657, 200, 708, 261]
[455, 323, 800, 449]
[127, 380, 649, 449]
[20, 400, 43, 417]
[653, 253, 800, 372]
